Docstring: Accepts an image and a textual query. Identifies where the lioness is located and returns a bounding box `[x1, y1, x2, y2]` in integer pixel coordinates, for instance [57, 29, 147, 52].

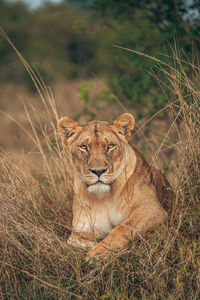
[57, 113, 173, 259]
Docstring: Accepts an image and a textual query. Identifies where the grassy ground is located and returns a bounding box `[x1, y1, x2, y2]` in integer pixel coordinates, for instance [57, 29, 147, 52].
[0, 42, 199, 299]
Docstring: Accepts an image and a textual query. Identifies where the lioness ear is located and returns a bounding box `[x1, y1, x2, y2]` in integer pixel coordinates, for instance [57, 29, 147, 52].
[113, 113, 135, 141]
[57, 116, 80, 145]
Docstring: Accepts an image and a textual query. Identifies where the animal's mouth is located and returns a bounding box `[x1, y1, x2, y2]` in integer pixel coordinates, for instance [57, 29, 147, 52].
[96, 179, 104, 184]
[87, 181, 110, 193]
[85, 177, 108, 186]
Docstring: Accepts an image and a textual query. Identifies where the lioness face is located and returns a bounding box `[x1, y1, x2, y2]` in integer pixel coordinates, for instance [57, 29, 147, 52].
[69, 123, 126, 193]
[58, 113, 135, 194]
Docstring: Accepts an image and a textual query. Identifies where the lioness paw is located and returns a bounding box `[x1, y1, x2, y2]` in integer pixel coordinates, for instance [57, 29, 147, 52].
[67, 234, 95, 250]
[86, 243, 112, 262]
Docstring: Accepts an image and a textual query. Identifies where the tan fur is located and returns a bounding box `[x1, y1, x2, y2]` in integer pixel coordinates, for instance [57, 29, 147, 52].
[57, 113, 173, 259]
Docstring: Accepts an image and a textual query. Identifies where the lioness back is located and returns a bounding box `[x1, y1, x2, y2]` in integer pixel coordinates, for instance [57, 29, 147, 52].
[132, 147, 173, 209]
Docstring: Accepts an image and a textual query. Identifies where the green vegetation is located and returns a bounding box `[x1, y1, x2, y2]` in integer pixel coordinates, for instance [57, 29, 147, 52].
[92, 0, 200, 116]
[1, 0, 200, 115]
[0, 1, 103, 84]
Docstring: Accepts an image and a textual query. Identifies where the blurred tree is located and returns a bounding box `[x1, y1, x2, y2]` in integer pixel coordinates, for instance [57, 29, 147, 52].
[0, 1, 106, 85]
[0, 0, 199, 117]
[90, 0, 200, 116]
[0, 1, 31, 82]
[93, 0, 200, 45]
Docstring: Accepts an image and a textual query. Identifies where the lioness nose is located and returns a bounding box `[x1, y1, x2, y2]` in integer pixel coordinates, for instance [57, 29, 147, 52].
[89, 168, 107, 177]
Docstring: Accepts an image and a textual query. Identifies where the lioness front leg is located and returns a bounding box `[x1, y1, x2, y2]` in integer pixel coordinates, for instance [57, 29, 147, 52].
[68, 201, 99, 249]
[87, 204, 167, 259]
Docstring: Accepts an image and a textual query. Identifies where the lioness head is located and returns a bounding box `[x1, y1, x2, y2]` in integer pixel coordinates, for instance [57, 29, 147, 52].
[57, 113, 134, 194]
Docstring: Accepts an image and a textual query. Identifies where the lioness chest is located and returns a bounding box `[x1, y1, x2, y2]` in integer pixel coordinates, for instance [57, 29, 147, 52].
[84, 201, 127, 239]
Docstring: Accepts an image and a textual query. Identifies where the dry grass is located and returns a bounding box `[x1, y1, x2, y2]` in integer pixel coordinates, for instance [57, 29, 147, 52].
[0, 33, 199, 299]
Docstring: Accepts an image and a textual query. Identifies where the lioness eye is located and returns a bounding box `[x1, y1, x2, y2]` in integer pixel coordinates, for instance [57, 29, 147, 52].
[107, 144, 115, 151]
[80, 145, 88, 150]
